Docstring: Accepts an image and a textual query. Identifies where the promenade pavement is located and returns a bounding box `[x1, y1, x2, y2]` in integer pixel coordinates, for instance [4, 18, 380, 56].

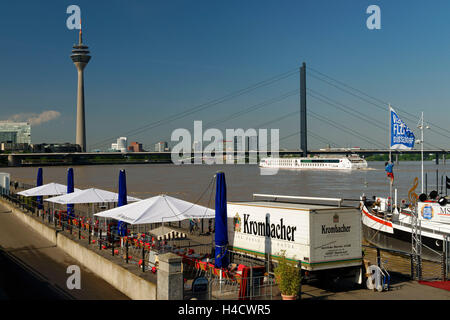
[0, 202, 129, 300]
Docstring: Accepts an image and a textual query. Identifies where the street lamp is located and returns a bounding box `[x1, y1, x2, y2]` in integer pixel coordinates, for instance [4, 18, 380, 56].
[417, 112, 430, 194]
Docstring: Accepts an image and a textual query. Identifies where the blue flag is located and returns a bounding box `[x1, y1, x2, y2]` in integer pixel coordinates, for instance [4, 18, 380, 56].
[390, 107, 415, 150]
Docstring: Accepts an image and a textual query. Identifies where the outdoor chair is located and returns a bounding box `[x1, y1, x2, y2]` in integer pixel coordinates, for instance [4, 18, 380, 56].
[234, 271, 243, 285]
[223, 269, 234, 281]
[148, 250, 158, 268]
[198, 261, 208, 277]
[213, 267, 225, 278]
[194, 259, 201, 277]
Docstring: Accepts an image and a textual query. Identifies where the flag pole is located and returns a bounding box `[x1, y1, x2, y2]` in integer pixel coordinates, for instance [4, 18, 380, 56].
[389, 104, 392, 214]
[389, 104, 392, 163]
[420, 112, 424, 195]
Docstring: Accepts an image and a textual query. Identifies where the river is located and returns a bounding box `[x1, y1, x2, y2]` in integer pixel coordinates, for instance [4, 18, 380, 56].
[1, 161, 448, 206]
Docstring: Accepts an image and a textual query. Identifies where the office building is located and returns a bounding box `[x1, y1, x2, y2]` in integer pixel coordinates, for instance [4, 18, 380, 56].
[116, 137, 127, 152]
[0, 122, 31, 144]
[155, 141, 168, 152]
[128, 141, 144, 152]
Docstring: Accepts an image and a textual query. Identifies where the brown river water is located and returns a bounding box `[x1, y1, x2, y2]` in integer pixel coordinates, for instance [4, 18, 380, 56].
[1, 161, 448, 207]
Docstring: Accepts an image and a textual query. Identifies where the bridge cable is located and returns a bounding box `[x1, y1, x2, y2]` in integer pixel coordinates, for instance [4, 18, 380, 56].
[308, 111, 386, 148]
[307, 66, 450, 139]
[90, 68, 299, 149]
[142, 89, 299, 150]
[308, 89, 448, 151]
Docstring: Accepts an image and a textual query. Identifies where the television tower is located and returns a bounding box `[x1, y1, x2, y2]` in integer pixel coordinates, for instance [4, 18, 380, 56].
[70, 21, 91, 152]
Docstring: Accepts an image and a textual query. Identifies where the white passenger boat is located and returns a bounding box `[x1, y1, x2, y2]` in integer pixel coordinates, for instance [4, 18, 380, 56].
[259, 154, 367, 170]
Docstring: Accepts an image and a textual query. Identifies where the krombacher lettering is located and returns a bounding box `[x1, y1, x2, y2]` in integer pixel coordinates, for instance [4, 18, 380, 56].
[242, 214, 296, 241]
[321, 224, 351, 234]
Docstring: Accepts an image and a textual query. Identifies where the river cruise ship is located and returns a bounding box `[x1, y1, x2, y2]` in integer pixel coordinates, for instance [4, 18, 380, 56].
[259, 155, 368, 170]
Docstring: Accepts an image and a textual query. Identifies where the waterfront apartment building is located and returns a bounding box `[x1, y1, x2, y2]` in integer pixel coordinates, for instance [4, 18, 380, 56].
[117, 137, 127, 152]
[155, 141, 168, 152]
[128, 141, 144, 152]
[234, 136, 258, 152]
[111, 137, 127, 152]
[0, 122, 31, 144]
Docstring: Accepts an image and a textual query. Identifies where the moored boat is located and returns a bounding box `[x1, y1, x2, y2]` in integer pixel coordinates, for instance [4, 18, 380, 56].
[259, 154, 367, 170]
[360, 194, 450, 261]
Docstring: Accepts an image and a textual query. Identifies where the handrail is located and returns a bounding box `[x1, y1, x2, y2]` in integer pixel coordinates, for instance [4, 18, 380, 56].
[252, 193, 343, 206]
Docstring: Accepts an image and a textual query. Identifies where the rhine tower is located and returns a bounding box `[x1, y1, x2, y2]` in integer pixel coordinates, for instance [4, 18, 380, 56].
[70, 23, 91, 152]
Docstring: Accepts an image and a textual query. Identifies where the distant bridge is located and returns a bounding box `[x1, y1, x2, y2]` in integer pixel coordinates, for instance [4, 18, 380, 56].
[0, 148, 448, 167]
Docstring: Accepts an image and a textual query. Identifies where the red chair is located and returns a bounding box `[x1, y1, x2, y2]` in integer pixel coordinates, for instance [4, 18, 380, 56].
[237, 264, 246, 272]
[222, 269, 233, 281]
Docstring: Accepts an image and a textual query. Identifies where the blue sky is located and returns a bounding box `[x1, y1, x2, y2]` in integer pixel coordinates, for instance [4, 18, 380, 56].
[1, 1, 450, 151]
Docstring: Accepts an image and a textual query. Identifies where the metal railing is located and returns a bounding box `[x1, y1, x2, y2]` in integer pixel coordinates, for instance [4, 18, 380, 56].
[363, 243, 449, 281]
[208, 274, 277, 300]
[0, 185, 173, 275]
[4, 182, 450, 291]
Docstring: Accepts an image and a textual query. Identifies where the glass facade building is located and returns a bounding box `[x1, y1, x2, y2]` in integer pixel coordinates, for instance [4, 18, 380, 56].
[0, 122, 31, 144]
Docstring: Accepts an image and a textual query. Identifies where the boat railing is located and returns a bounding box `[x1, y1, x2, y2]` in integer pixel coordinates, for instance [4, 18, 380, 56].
[253, 194, 343, 207]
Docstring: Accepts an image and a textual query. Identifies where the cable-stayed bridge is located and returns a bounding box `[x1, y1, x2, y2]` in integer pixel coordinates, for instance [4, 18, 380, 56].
[3, 62, 450, 167]
[85, 62, 449, 157]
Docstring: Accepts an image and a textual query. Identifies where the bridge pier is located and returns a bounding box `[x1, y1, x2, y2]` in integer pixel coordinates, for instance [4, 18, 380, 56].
[7, 155, 21, 167]
[64, 156, 74, 164]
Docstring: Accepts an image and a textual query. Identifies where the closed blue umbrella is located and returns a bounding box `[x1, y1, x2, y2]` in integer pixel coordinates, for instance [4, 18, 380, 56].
[36, 168, 43, 209]
[67, 168, 74, 218]
[117, 169, 128, 236]
[214, 172, 229, 268]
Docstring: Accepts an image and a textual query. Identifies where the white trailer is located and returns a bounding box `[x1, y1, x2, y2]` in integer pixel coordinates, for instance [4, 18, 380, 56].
[227, 195, 362, 282]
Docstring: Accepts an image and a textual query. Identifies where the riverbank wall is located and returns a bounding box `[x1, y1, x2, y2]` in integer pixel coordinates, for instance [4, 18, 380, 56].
[0, 198, 158, 300]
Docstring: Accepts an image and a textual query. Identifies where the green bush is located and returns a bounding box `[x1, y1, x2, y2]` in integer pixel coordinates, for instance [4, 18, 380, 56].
[274, 251, 302, 296]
